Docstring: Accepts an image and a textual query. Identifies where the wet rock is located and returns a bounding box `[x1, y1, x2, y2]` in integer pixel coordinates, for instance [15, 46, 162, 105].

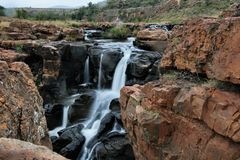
[45, 104, 64, 130]
[68, 91, 96, 124]
[126, 50, 161, 85]
[60, 43, 89, 86]
[77, 83, 94, 92]
[87, 112, 116, 149]
[92, 134, 135, 160]
[109, 98, 120, 112]
[97, 112, 116, 137]
[0, 138, 67, 160]
[109, 98, 121, 120]
[52, 124, 85, 159]
[0, 61, 51, 148]
[89, 47, 123, 88]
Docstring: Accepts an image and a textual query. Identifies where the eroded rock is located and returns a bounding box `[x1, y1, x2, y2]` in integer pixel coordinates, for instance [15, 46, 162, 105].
[161, 17, 240, 84]
[0, 61, 51, 148]
[120, 79, 240, 160]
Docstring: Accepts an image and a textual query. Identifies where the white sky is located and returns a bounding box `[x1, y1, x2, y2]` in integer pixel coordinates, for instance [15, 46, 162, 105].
[0, 0, 104, 8]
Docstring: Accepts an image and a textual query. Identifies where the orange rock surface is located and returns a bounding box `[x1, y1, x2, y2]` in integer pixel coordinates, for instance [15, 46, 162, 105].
[0, 61, 51, 148]
[161, 17, 240, 84]
[120, 79, 240, 160]
[0, 138, 67, 160]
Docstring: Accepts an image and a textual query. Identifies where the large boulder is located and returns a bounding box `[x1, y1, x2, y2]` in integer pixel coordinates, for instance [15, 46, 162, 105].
[0, 61, 51, 148]
[53, 124, 85, 159]
[0, 138, 67, 160]
[134, 28, 170, 52]
[126, 50, 161, 85]
[68, 91, 96, 124]
[92, 134, 135, 160]
[45, 104, 64, 130]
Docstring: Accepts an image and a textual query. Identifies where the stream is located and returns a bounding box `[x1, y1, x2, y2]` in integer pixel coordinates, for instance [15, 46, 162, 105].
[48, 34, 139, 159]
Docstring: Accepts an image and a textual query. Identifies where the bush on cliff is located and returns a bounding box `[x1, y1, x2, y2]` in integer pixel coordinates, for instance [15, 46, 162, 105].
[103, 25, 131, 39]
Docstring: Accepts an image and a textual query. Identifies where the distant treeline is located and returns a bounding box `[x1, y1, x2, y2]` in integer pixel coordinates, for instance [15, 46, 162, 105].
[1, 0, 167, 21]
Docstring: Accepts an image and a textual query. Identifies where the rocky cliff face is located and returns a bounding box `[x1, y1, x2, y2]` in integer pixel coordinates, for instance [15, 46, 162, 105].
[161, 17, 240, 84]
[120, 15, 240, 160]
[120, 78, 240, 160]
[0, 49, 51, 148]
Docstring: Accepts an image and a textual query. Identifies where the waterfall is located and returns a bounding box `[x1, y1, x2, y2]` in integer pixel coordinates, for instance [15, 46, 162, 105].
[49, 106, 69, 137]
[97, 54, 103, 89]
[78, 45, 132, 160]
[112, 47, 131, 92]
[84, 57, 90, 83]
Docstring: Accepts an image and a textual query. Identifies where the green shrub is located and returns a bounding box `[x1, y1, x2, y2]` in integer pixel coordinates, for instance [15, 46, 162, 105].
[15, 44, 23, 52]
[103, 25, 131, 39]
[16, 9, 28, 19]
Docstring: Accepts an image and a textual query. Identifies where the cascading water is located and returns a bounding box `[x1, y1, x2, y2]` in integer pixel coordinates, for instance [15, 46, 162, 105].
[49, 106, 69, 137]
[97, 54, 103, 89]
[84, 56, 90, 83]
[48, 94, 80, 137]
[78, 39, 133, 160]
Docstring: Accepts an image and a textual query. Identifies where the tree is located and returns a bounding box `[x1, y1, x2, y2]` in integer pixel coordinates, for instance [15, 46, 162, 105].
[16, 9, 28, 19]
[0, 5, 5, 16]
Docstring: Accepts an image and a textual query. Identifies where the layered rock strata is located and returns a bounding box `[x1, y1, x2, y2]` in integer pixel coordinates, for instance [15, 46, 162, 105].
[161, 17, 240, 84]
[134, 28, 170, 52]
[120, 79, 240, 160]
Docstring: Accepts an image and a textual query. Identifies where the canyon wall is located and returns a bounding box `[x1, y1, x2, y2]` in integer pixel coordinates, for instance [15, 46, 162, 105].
[0, 49, 51, 148]
[120, 15, 240, 160]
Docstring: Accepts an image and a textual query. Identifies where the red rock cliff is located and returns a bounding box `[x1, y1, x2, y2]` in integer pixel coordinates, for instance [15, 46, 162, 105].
[120, 16, 240, 160]
[0, 49, 51, 148]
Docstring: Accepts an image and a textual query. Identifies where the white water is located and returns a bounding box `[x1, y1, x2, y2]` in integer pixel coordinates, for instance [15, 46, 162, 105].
[49, 106, 69, 137]
[112, 47, 131, 92]
[79, 40, 133, 160]
[49, 94, 80, 137]
[84, 57, 90, 83]
[97, 54, 103, 89]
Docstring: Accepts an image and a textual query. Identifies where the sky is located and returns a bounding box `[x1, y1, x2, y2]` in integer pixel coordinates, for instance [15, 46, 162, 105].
[0, 0, 104, 8]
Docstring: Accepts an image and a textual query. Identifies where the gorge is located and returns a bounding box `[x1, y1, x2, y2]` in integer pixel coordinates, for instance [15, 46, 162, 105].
[0, 2, 240, 160]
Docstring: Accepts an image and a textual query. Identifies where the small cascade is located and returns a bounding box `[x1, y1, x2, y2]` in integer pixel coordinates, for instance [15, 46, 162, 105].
[48, 94, 80, 137]
[49, 106, 69, 137]
[97, 54, 103, 89]
[84, 57, 90, 83]
[78, 42, 132, 160]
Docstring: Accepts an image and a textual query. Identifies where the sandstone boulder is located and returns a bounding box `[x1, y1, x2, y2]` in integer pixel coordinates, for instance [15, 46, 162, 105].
[0, 138, 67, 160]
[134, 28, 169, 52]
